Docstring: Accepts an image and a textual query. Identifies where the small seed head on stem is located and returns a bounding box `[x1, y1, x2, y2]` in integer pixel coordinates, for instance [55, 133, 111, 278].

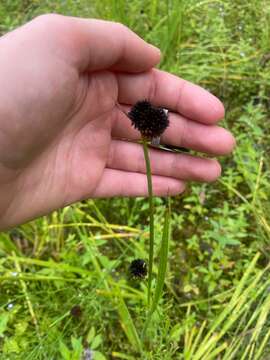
[128, 100, 169, 139]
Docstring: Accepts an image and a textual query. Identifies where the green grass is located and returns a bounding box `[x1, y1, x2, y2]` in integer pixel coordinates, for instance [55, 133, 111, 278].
[1, 0, 270, 358]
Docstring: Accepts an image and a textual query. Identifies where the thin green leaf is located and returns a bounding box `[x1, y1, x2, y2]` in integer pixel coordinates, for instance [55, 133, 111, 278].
[142, 140, 155, 307]
[0, 233, 21, 255]
[94, 352, 107, 360]
[151, 204, 170, 313]
[111, 352, 136, 360]
[254, 326, 270, 360]
[0, 312, 9, 337]
[186, 320, 207, 359]
[143, 204, 170, 336]
[8, 256, 92, 276]
[117, 292, 142, 353]
[59, 340, 71, 360]
[193, 253, 261, 360]
[204, 342, 228, 360]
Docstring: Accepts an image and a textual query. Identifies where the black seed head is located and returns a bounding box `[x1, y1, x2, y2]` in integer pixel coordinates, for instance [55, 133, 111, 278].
[128, 100, 169, 139]
[70, 305, 82, 318]
[129, 259, 147, 279]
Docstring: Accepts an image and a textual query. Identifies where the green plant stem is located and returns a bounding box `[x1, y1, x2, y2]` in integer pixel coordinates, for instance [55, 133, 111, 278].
[142, 200, 171, 338]
[12, 252, 41, 338]
[142, 139, 154, 307]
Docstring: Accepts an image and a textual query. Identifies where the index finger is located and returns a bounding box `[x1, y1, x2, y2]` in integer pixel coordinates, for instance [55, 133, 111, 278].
[57, 17, 161, 72]
[117, 69, 225, 124]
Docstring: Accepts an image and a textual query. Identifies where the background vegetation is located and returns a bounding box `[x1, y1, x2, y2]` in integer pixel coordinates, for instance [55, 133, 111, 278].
[1, 0, 270, 359]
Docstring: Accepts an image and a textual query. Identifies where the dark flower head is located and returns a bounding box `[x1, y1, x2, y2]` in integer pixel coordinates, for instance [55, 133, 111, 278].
[129, 259, 147, 279]
[128, 100, 169, 139]
[70, 305, 82, 318]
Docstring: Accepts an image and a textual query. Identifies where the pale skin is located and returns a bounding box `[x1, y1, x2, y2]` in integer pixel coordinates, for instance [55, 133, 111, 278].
[0, 14, 235, 230]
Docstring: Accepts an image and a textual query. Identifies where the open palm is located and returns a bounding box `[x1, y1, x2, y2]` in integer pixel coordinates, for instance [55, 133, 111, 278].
[0, 15, 235, 229]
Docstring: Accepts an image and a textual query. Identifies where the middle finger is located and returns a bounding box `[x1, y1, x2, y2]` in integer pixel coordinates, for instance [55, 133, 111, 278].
[112, 106, 235, 156]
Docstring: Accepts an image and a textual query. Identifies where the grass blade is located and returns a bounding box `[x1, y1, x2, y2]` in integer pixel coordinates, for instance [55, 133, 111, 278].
[143, 203, 170, 336]
[254, 327, 270, 360]
[142, 140, 155, 307]
[150, 204, 170, 314]
[192, 253, 261, 360]
[186, 320, 207, 359]
[112, 352, 136, 359]
[117, 291, 142, 353]
[8, 256, 92, 276]
[0, 233, 21, 255]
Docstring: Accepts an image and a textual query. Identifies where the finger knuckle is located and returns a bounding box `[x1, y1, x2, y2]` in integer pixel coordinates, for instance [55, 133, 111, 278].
[34, 13, 63, 27]
[32, 14, 71, 48]
[114, 22, 128, 33]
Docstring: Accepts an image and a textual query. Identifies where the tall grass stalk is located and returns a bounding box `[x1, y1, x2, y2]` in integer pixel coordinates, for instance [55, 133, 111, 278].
[12, 252, 40, 338]
[142, 202, 171, 337]
[142, 139, 155, 307]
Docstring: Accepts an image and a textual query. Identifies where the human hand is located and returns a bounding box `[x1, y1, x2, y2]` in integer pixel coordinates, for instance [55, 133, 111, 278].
[0, 14, 235, 229]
